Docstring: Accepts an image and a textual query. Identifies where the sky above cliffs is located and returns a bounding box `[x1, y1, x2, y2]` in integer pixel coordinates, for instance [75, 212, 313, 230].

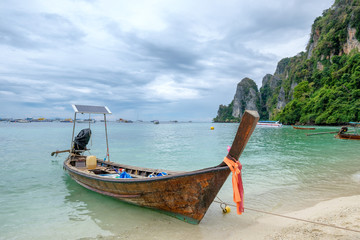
[0, 0, 334, 121]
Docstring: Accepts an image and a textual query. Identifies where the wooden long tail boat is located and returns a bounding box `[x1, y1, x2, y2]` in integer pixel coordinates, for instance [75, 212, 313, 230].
[335, 127, 360, 140]
[292, 125, 316, 130]
[60, 105, 259, 224]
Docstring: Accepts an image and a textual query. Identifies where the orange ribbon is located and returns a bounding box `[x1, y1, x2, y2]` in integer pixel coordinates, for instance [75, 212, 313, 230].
[223, 156, 244, 214]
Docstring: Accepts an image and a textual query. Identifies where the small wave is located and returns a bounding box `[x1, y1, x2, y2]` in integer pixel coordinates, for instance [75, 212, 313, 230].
[351, 172, 360, 183]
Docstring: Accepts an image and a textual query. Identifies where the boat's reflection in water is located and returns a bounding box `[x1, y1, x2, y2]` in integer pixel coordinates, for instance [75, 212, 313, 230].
[62, 174, 193, 238]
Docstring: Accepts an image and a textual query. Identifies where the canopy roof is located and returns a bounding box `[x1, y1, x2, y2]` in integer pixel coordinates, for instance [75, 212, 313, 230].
[72, 104, 111, 114]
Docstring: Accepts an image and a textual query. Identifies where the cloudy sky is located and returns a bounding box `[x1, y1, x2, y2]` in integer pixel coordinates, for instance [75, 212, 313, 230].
[0, 0, 334, 121]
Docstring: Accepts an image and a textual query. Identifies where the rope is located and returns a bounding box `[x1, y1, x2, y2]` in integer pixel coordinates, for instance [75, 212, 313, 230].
[214, 199, 360, 234]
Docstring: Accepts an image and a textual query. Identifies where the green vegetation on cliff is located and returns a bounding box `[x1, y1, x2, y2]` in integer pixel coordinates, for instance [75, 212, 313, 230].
[213, 101, 240, 122]
[276, 0, 360, 124]
[277, 52, 360, 124]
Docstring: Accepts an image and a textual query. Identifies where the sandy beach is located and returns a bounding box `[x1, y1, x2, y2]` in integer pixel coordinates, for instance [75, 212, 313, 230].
[233, 195, 360, 239]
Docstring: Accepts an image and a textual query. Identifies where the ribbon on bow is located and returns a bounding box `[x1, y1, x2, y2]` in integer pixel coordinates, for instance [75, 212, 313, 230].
[223, 156, 244, 214]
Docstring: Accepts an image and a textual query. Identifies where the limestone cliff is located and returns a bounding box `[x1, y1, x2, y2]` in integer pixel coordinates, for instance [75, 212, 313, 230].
[259, 60, 288, 119]
[213, 78, 259, 122]
[232, 78, 259, 118]
[343, 27, 360, 54]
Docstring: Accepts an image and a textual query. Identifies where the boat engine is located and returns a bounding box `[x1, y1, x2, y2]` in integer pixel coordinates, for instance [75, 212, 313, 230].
[73, 128, 91, 152]
[340, 126, 348, 133]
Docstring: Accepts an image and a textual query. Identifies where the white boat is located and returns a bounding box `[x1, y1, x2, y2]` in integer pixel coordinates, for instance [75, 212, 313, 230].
[76, 119, 96, 123]
[15, 119, 30, 123]
[257, 121, 282, 127]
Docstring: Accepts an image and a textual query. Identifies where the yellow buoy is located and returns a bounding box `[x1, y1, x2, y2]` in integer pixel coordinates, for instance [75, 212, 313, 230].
[210, 126, 214, 130]
[223, 206, 231, 213]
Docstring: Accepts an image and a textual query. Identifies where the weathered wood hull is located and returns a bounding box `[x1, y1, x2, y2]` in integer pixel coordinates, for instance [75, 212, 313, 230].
[64, 157, 230, 224]
[335, 133, 360, 140]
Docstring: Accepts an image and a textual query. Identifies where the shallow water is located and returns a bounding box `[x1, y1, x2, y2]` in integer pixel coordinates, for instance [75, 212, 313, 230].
[0, 122, 359, 239]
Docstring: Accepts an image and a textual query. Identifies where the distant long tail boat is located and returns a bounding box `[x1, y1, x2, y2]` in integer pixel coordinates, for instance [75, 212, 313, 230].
[292, 125, 316, 130]
[335, 125, 360, 140]
[55, 104, 259, 224]
[336, 132, 360, 140]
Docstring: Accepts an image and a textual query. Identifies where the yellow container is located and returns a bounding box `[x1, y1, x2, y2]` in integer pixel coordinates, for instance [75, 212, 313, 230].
[86, 155, 97, 169]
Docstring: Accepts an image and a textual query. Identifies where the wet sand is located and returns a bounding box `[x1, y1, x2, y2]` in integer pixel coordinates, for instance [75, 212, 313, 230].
[232, 195, 360, 239]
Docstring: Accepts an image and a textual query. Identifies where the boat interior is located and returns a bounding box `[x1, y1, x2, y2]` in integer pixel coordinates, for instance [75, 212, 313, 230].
[67, 154, 179, 179]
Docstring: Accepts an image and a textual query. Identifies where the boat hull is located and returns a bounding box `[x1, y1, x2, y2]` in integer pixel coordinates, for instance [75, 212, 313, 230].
[64, 158, 230, 224]
[335, 133, 360, 140]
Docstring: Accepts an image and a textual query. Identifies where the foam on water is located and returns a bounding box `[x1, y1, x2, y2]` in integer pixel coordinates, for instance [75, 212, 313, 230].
[352, 171, 360, 183]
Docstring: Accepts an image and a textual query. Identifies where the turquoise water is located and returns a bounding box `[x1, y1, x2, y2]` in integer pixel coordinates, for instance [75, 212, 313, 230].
[1, 122, 359, 239]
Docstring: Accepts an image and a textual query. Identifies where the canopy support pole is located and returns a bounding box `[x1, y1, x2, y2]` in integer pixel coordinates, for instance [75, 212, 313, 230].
[104, 113, 110, 162]
[70, 112, 77, 153]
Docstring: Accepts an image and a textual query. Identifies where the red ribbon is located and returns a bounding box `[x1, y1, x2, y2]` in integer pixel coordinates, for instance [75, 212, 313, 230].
[223, 157, 244, 214]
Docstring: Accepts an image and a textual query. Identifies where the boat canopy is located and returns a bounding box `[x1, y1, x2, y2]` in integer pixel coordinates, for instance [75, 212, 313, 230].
[72, 104, 111, 114]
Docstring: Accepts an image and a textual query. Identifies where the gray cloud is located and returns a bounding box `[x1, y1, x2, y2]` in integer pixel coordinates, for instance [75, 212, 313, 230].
[0, 11, 85, 49]
[0, 0, 334, 120]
